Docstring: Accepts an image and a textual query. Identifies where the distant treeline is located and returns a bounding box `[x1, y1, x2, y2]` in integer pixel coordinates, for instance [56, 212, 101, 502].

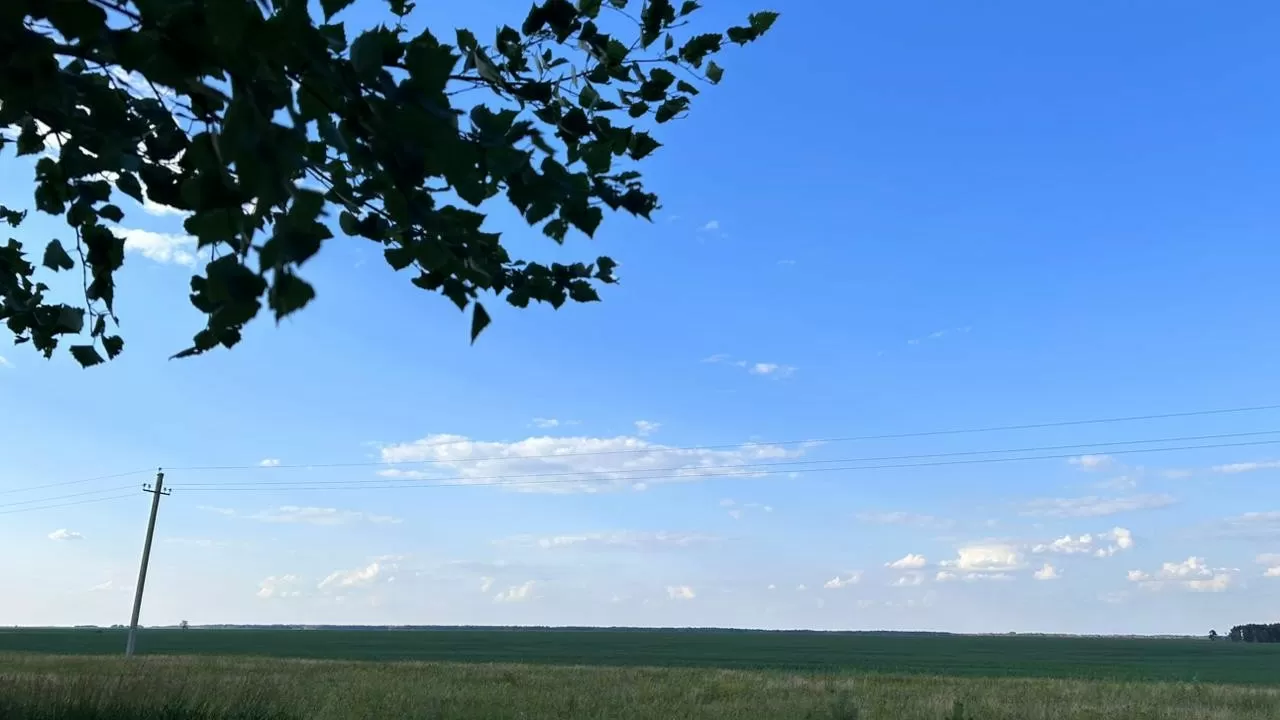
[1227, 624, 1280, 642]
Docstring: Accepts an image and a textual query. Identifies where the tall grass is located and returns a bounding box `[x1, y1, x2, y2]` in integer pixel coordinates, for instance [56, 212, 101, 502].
[3, 653, 1280, 719]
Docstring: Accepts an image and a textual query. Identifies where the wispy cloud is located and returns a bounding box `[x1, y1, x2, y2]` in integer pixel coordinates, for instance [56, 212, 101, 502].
[1031, 527, 1134, 557]
[0, 356, 12, 369]
[318, 562, 386, 593]
[375, 430, 807, 493]
[633, 420, 661, 437]
[720, 498, 773, 521]
[257, 575, 303, 599]
[498, 531, 717, 552]
[1212, 460, 1280, 474]
[855, 511, 953, 529]
[666, 585, 696, 600]
[531, 418, 561, 429]
[1033, 563, 1060, 581]
[205, 505, 401, 526]
[702, 354, 797, 378]
[886, 554, 927, 570]
[701, 220, 720, 232]
[823, 572, 861, 589]
[258, 458, 281, 467]
[48, 529, 83, 541]
[907, 326, 971, 346]
[494, 580, 536, 603]
[1020, 494, 1175, 518]
[118, 228, 199, 266]
[1128, 557, 1235, 592]
[1069, 455, 1113, 471]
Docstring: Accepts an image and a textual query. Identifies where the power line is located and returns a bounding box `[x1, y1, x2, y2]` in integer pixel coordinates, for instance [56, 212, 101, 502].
[0, 468, 151, 496]
[0, 492, 140, 516]
[163, 402, 1280, 472]
[0, 485, 141, 510]
[168, 429, 1280, 490]
[169, 436, 1280, 493]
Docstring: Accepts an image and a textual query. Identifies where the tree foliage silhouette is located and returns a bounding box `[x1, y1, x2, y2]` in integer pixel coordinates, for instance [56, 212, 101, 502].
[1, 0, 775, 365]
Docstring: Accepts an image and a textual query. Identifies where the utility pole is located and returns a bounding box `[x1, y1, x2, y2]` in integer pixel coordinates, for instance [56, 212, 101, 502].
[126, 469, 169, 658]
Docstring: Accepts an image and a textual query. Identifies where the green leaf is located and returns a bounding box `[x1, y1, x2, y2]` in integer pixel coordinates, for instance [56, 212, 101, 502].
[680, 33, 722, 67]
[320, 0, 357, 20]
[42, 240, 75, 272]
[116, 174, 145, 204]
[578, 0, 603, 18]
[654, 97, 689, 123]
[749, 10, 780, 33]
[269, 272, 317, 320]
[103, 335, 124, 359]
[676, 80, 700, 96]
[70, 345, 104, 368]
[628, 102, 649, 118]
[470, 302, 491, 343]
[679, 0, 701, 15]
[705, 61, 724, 84]
[98, 204, 125, 223]
[339, 211, 361, 236]
[629, 132, 661, 160]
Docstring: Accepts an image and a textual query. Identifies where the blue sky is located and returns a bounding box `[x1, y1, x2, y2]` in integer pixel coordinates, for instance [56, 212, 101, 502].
[3, 0, 1280, 634]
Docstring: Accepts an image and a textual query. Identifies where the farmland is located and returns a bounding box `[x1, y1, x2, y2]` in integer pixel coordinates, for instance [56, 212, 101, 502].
[3, 627, 1280, 685]
[4, 629, 1280, 719]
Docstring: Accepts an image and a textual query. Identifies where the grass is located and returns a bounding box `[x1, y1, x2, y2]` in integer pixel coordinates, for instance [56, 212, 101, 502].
[4, 653, 1280, 720]
[3, 627, 1280, 685]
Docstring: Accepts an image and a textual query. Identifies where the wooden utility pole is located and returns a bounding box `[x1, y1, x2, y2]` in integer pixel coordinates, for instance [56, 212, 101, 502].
[126, 469, 169, 658]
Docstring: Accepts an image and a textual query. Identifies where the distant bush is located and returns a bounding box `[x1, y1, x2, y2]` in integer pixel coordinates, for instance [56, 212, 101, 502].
[1227, 624, 1280, 642]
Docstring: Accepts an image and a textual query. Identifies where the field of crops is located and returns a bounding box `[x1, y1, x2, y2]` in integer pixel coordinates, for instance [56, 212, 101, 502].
[3, 627, 1280, 685]
[5, 629, 1280, 719]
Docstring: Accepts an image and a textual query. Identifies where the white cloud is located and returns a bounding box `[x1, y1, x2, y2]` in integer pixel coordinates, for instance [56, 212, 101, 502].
[942, 543, 1024, 572]
[823, 572, 861, 589]
[633, 420, 661, 437]
[47, 529, 83, 541]
[1128, 557, 1236, 592]
[208, 505, 401, 526]
[796, 584, 807, 591]
[494, 580, 535, 603]
[1069, 455, 1113, 471]
[138, 197, 188, 217]
[500, 531, 717, 551]
[886, 554, 927, 570]
[891, 574, 923, 587]
[701, 354, 796, 378]
[935, 570, 1011, 583]
[1020, 494, 1175, 518]
[701, 220, 720, 231]
[855, 512, 951, 529]
[531, 418, 560, 429]
[318, 562, 384, 592]
[258, 458, 281, 467]
[1212, 460, 1280, 474]
[666, 585, 696, 600]
[907, 326, 971, 345]
[1033, 563, 1060, 581]
[376, 432, 805, 493]
[89, 580, 115, 592]
[0, 356, 11, 369]
[747, 362, 796, 377]
[479, 577, 495, 593]
[1031, 527, 1133, 557]
[1265, 567, 1280, 578]
[257, 575, 303, 599]
[118, 228, 198, 266]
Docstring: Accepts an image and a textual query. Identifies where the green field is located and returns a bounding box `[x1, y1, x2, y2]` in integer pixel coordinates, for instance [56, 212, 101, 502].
[2, 627, 1279, 685]
[5, 629, 1280, 719]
